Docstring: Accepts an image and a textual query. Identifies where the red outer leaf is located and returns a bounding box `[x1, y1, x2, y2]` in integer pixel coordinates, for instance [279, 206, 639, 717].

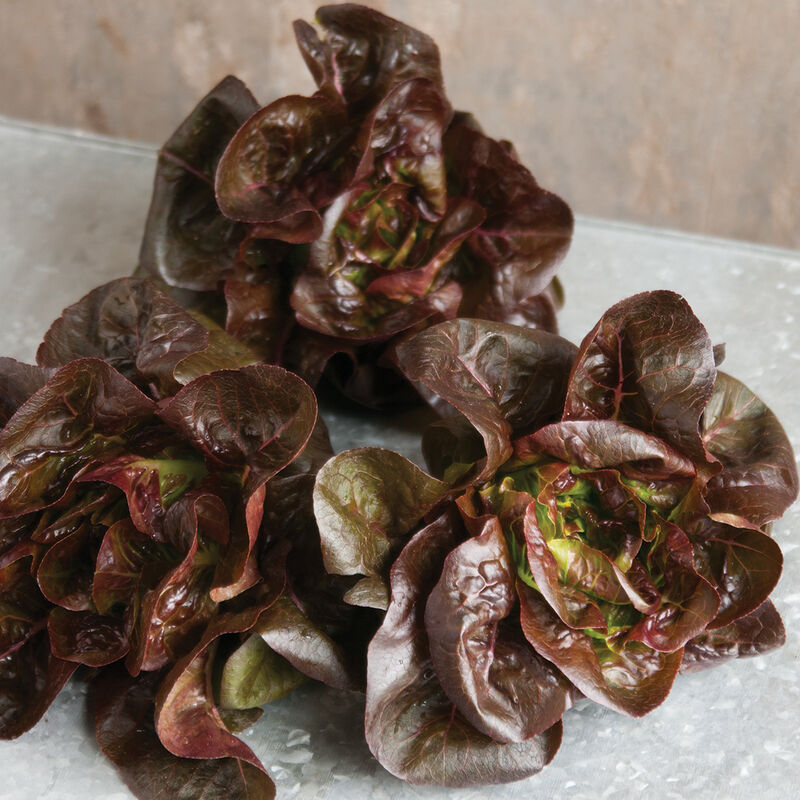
[680, 600, 786, 673]
[480, 278, 561, 333]
[691, 519, 783, 628]
[253, 593, 357, 691]
[518, 581, 682, 716]
[30, 486, 122, 546]
[158, 366, 317, 598]
[444, 123, 574, 317]
[701, 371, 798, 526]
[1, 558, 50, 658]
[366, 511, 562, 786]
[78, 457, 167, 538]
[137, 75, 260, 291]
[0, 519, 38, 570]
[0, 630, 76, 739]
[215, 92, 351, 233]
[529, 419, 696, 481]
[0, 358, 53, 426]
[158, 365, 317, 495]
[425, 517, 573, 743]
[394, 319, 577, 480]
[47, 608, 128, 667]
[563, 291, 716, 460]
[37, 278, 212, 397]
[0, 359, 156, 517]
[313, 447, 448, 578]
[224, 278, 289, 364]
[95, 666, 275, 800]
[156, 639, 262, 767]
[153, 588, 283, 767]
[294, 5, 447, 115]
[210, 486, 263, 604]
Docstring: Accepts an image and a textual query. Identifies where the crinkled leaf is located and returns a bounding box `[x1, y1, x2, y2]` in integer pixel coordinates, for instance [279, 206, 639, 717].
[564, 291, 716, 459]
[0, 517, 39, 570]
[161, 365, 310, 596]
[365, 77, 450, 214]
[530, 420, 696, 482]
[374, 512, 563, 782]
[365, 198, 485, 302]
[0, 359, 156, 517]
[293, 199, 464, 339]
[92, 519, 162, 615]
[95, 666, 275, 800]
[179, 492, 253, 605]
[36, 522, 94, 611]
[294, 274, 463, 342]
[36, 278, 213, 397]
[518, 581, 681, 716]
[295, 5, 446, 115]
[395, 319, 576, 480]
[680, 600, 785, 673]
[701, 371, 798, 526]
[313, 447, 447, 577]
[425, 518, 572, 742]
[691, 519, 783, 628]
[522, 504, 607, 630]
[47, 608, 128, 666]
[366, 510, 561, 786]
[444, 123, 573, 315]
[159, 365, 317, 496]
[1, 559, 50, 656]
[137, 76, 259, 291]
[30, 485, 123, 546]
[0, 358, 53, 426]
[219, 633, 305, 709]
[215, 93, 351, 235]
[224, 278, 289, 364]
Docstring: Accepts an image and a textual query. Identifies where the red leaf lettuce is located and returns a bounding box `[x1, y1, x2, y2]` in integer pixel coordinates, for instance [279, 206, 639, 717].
[0, 279, 363, 799]
[314, 291, 796, 784]
[135, 4, 573, 407]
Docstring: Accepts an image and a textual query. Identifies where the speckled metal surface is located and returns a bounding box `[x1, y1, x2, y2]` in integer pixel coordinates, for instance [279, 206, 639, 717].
[1, 118, 798, 800]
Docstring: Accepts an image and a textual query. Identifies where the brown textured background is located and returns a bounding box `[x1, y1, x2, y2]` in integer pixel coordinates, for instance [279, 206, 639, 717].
[2, 0, 798, 249]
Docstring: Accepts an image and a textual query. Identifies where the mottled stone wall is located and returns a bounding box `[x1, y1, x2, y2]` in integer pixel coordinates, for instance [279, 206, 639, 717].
[2, 0, 798, 248]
